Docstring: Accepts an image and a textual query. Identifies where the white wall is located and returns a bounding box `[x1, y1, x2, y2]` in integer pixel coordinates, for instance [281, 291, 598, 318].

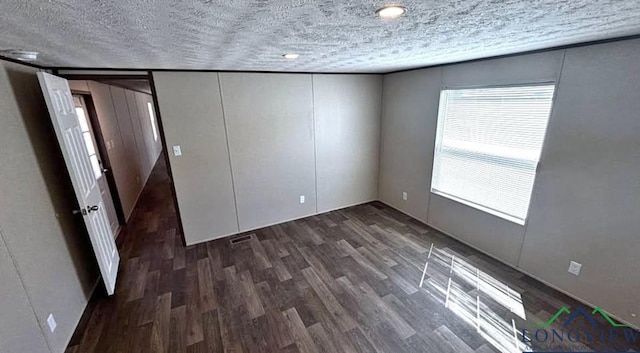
[378, 39, 640, 325]
[0, 233, 50, 353]
[152, 72, 239, 244]
[220, 73, 317, 231]
[109, 85, 144, 217]
[379, 68, 442, 224]
[124, 90, 150, 180]
[314, 74, 382, 213]
[0, 61, 98, 353]
[153, 72, 383, 244]
[520, 40, 640, 325]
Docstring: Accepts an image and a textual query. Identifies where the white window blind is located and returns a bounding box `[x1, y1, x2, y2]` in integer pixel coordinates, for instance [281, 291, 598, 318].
[431, 84, 555, 224]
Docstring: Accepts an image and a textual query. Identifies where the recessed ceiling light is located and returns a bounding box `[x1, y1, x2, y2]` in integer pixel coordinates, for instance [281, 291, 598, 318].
[283, 53, 299, 59]
[376, 5, 406, 19]
[0, 49, 39, 61]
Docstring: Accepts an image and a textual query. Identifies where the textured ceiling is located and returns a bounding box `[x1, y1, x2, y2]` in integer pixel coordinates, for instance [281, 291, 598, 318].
[1, 0, 640, 73]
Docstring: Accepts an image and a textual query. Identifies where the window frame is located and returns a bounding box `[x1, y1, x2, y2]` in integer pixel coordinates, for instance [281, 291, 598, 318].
[430, 82, 557, 225]
[147, 101, 159, 142]
[73, 95, 103, 180]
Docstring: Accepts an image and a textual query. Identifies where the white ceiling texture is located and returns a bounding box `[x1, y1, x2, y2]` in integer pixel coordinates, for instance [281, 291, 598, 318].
[1, 0, 639, 73]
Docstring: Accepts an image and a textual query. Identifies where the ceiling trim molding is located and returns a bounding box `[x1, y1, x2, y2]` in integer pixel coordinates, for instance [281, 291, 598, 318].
[5, 32, 640, 75]
[43, 67, 383, 75]
[385, 32, 640, 74]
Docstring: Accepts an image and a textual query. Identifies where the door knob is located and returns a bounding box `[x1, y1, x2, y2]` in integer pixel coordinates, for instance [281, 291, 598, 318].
[72, 209, 87, 215]
[102, 168, 109, 173]
[87, 205, 99, 213]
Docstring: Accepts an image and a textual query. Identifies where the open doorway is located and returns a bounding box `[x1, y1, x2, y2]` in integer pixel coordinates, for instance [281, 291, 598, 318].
[67, 76, 167, 239]
[73, 94, 121, 234]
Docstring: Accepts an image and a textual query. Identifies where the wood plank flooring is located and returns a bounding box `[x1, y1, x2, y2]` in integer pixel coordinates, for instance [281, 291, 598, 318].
[66, 158, 640, 353]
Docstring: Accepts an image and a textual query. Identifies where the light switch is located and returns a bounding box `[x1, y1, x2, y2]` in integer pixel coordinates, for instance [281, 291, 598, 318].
[173, 145, 182, 156]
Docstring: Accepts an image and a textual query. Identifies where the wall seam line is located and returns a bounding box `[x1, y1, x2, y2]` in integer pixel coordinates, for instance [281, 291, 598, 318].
[217, 73, 241, 232]
[516, 49, 568, 268]
[375, 75, 385, 201]
[311, 74, 319, 213]
[424, 68, 444, 224]
[0, 226, 53, 353]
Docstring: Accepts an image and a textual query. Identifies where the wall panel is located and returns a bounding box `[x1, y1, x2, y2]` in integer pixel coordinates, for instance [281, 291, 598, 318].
[313, 74, 382, 213]
[0, 233, 50, 353]
[125, 89, 152, 180]
[220, 73, 317, 231]
[520, 39, 640, 325]
[109, 86, 143, 217]
[378, 68, 442, 223]
[153, 72, 239, 244]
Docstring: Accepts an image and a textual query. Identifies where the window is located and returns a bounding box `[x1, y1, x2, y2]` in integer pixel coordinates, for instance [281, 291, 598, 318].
[431, 84, 555, 224]
[147, 102, 159, 141]
[74, 97, 102, 179]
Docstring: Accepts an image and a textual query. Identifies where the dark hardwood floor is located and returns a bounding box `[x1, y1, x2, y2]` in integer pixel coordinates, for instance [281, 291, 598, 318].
[66, 158, 639, 353]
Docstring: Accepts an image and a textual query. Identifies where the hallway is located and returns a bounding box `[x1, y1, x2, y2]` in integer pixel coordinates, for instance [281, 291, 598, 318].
[66, 156, 181, 352]
[65, 157, 639, 353]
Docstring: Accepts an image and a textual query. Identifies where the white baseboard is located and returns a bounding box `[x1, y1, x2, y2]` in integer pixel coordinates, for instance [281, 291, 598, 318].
[185, 199, 378, 246]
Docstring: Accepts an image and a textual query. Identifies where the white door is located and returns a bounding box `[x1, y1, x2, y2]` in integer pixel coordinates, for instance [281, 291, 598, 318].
[38, 72, 120, 295]
[72, 95, 120, 235]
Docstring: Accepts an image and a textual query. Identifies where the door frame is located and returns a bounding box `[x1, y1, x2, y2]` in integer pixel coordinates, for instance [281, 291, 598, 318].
[58, 72, 187, 246]
[148, 72, 186, 246]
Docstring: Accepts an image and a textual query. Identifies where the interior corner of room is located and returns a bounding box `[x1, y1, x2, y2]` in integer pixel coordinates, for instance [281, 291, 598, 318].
[1, 35, 640, 353]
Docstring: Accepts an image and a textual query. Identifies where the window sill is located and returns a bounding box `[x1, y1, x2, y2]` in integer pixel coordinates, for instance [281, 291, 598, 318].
[430, 189, 527, 226]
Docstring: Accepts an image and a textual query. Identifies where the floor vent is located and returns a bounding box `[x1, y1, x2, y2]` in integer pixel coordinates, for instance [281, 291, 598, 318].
[230, 234, 253, 245]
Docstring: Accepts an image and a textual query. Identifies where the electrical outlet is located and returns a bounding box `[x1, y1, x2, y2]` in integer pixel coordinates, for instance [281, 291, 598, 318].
[568, 261, 582, 276]
[47, 314, 57, 333]
[402, 192, 408, 201]
[172, 145, 182, 156]
[299, 195, 305, 204]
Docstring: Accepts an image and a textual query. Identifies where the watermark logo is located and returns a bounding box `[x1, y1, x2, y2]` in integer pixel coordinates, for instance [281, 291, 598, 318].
[521, 307, 639, 352]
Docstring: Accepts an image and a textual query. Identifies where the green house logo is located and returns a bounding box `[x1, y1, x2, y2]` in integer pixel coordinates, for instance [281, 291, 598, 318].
[533, 307, 633, 328]
[521, 306, 639, 352]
